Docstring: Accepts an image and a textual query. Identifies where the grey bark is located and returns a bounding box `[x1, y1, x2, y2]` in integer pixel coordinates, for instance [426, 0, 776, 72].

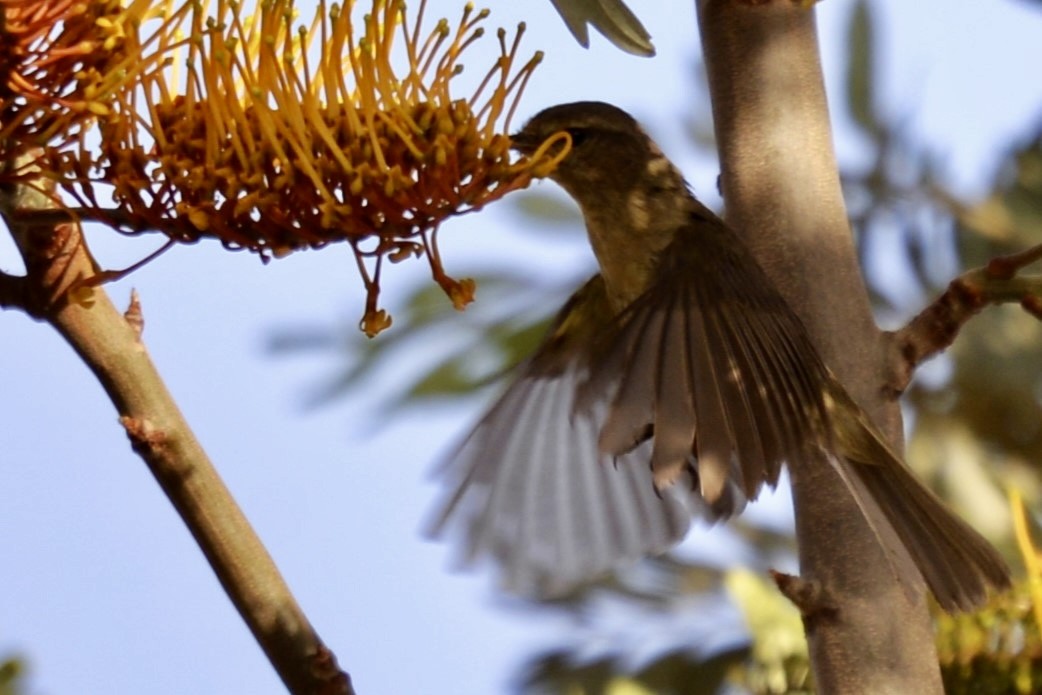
[695, 2, 943, 692]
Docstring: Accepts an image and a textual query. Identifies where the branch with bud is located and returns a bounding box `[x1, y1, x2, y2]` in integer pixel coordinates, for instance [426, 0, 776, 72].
[889, 242, 1042, 394]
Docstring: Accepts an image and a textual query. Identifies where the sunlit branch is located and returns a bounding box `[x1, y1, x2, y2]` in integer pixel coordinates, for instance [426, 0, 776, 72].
[889, 242, 1042, 394]
[0, 161, 355, 695]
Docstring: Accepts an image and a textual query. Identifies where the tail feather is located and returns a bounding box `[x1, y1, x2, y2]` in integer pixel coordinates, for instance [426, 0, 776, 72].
[828, 382, 1011, 611]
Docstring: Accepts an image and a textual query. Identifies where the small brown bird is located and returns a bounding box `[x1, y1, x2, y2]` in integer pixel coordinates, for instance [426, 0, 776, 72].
[430, 101, 1010, 610]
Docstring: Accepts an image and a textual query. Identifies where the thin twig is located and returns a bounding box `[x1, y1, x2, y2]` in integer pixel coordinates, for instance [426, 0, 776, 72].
[5, 205, 160, 232]
[889, 243, 1042, 394]
[1, 162, 354, 695]
[0, 271, 27, 311]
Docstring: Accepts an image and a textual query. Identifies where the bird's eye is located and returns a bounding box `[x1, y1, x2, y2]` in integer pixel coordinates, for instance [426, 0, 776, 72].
[565, 127, 590, 147]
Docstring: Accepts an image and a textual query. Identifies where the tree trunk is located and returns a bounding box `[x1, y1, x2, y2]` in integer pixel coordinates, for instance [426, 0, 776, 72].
[695, 2, 943, 692]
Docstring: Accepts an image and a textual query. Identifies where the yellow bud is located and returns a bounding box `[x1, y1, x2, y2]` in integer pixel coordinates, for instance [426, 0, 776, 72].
[449, 278, 476, 310]
[188, 208, 210, 231]
[437, 115, 455, 135]
[360, 309, 392, 338]
[389, 243, 421, 263]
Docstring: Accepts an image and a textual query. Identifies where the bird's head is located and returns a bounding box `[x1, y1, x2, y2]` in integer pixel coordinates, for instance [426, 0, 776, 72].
[510, 101, 663, 203]
[510, 101, 694, 309]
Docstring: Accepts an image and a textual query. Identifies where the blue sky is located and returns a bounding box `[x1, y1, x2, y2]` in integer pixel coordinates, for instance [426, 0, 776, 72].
[2, 1, 1041, 693]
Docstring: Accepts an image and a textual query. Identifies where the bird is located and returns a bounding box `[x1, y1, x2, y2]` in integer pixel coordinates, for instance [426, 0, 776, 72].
[428, 100, 1010, 611]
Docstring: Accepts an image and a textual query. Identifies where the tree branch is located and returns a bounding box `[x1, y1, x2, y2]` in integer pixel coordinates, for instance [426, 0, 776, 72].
[696, 1, 943, 692]
[889, 243, 1042, 394]
[7, 205, 166, 232]
[1, 168, 354, 694]
[0, 271, 27, 312]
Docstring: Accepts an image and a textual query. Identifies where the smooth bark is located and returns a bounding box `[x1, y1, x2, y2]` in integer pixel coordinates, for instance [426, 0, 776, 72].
[1, 171, 353, 695]
[696, 2, 942, 692]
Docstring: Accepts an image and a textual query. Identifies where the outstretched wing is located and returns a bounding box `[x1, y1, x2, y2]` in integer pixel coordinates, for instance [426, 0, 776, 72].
[580, 214, 831, 504]
[428, 276, 735, 596]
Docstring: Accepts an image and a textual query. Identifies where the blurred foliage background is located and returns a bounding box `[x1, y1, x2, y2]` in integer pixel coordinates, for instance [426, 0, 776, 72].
[0, 656, 25, 695]
[267, 0, 1042, 692]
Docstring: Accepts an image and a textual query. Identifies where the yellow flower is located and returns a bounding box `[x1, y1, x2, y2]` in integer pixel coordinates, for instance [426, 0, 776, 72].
[27, 0, 566, 335]
[0, 0, 153, 159]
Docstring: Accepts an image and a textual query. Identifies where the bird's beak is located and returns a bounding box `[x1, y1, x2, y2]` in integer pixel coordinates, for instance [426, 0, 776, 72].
[508, 129, 541, 156]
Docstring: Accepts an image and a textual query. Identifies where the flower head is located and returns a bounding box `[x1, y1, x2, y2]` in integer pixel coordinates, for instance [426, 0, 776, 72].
[0, 0, 159, 165]
[34, 0, 564, 335]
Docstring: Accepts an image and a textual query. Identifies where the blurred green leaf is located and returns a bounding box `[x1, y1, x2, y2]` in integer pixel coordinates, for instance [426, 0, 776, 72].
[958, 130, 1042, 253]
[267, 268, 580, 419]
[937, 580, 1042, 694]
[0, 657, 25, 695]
[404, 356, 480, 398]
[725, 569, 811, 695]
[521, 645, 746, 695]
[845, 0, 878, 136]
[509, 190, 584, 233]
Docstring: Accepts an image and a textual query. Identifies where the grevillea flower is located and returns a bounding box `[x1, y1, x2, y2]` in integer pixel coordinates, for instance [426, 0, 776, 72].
[0, 0, 157, 165]
[3, 0, 568, 335]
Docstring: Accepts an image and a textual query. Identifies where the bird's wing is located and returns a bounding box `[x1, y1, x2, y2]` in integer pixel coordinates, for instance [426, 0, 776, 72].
[580, 219, 830, 504]
[548, 0, 655, 56]
[579, 214, 1009, 610]
[428, 276, 731, 597]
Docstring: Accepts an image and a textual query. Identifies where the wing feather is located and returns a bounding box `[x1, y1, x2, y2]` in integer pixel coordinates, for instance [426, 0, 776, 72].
[597, 296, 662, 455]
[429, 278, 696, 596]
[649, 292, 703, 491]
[680, 283, 736, 502]
[586, 225, 826, 504]
[700, 303, 772, 494]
